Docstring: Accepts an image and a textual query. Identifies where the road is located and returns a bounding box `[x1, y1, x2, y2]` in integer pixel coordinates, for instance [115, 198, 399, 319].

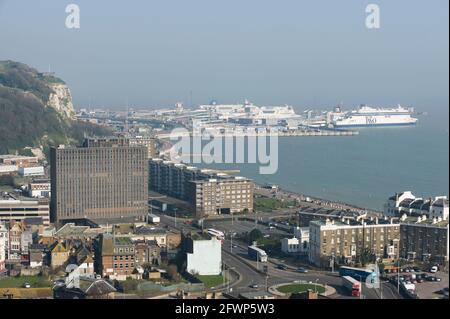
[157, 213, 401, 299]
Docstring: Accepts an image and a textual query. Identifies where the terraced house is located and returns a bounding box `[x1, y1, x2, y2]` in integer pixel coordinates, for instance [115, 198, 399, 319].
[309, 218, 400, 267]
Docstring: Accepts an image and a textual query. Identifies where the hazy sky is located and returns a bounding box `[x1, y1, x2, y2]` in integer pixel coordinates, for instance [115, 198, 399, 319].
[0, 0, 448, 111]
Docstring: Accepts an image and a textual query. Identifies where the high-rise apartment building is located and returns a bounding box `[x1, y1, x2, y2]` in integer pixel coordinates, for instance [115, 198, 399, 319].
[50, 140, 148, 223]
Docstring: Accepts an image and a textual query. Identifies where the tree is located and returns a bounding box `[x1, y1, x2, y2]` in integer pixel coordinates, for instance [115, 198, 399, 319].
[167, 264, 180, 281]
[358, 247, 376, 267]
[247, 228, 263, 244]
[0, 175, 15, 187]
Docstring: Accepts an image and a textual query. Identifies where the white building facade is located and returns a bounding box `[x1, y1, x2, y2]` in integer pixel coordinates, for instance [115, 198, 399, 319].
[186, 237, 222, 276]
[0, 223, 8, 273]
[281, 237, 301, 254]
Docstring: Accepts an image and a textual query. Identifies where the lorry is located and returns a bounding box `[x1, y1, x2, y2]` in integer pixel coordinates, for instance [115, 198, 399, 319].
[248, 245, 268, 263]
[148, 213, 160, 224]
[342, 275, 361, 297]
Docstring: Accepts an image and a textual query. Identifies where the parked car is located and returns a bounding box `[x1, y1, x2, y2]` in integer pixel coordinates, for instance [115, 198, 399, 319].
[22, 282, 31, 289]
[249, 284, 259, 289]
[413, 267, 422, 272]
[435, 277, 442, 282]
[430, 266, 439, 273]
[277, 264, 287, 270]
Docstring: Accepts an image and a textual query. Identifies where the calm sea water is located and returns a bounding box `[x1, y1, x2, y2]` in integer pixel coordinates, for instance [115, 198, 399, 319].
[193, 111, 449, 211]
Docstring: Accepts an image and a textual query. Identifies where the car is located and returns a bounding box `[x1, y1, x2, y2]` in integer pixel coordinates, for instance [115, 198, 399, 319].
[426, 276, 436, 282]
[277, 264, 287, 270]
[430, 266, 439, 273]
[297, 267, 308, 273]
[249, 284, 259, 289]
[22, 282, 31, 289]
[435, 277, 442, 282]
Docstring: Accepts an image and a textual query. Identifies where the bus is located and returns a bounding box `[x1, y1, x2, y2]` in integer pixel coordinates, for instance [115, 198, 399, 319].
[207, 229, 225, 240]
[339, 266, 377, 283]
[342, 276, 361, 297]
[248, 245, 268, 263]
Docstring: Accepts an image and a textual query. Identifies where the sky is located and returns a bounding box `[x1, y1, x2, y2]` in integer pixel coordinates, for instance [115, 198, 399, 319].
[0, 0, 448, 112]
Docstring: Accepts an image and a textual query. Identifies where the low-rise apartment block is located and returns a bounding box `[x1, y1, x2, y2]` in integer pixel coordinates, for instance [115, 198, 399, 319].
[0, 193, 50, 225]
[0, 155, 39, 167]
[99, 234, 136, 280]
[187, 177, 253, 218]
[149, 159, 254, 218]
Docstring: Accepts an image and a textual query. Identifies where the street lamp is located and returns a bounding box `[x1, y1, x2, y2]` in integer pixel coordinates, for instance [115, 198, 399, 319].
[174, 208, 178, 228]
[230, 231, 234, 253]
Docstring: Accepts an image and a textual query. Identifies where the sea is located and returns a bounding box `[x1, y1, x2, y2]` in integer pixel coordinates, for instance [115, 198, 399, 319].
[191, 110, 449, 211]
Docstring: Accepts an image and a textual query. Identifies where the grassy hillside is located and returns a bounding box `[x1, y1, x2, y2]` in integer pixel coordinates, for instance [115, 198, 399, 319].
[0, 60, 111, 155]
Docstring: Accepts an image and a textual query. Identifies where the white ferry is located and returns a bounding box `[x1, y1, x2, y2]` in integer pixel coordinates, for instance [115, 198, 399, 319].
[332, 105, 418, 128]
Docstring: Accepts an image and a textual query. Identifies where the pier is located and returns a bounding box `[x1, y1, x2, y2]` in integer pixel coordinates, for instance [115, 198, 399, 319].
[156, 129, 359, 139]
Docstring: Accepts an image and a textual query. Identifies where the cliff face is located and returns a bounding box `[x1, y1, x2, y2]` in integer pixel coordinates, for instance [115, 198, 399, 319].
[0, 60, 111, 155]
[47, 83, 75, 120]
